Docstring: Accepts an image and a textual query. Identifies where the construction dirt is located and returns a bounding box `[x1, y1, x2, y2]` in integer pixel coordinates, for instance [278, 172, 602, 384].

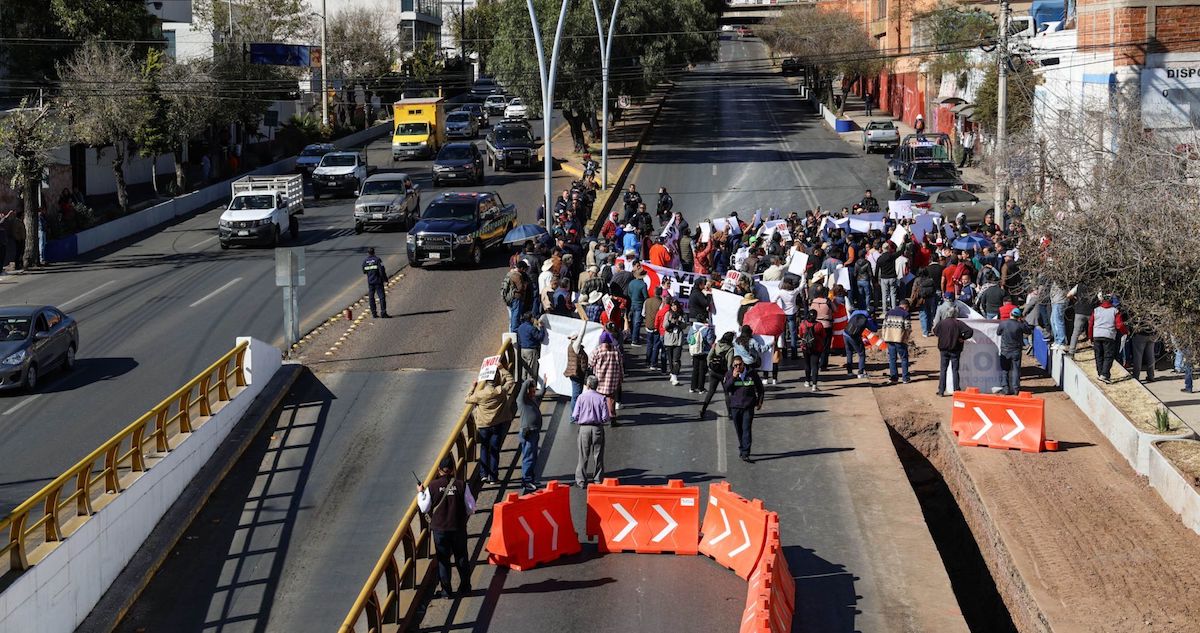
[871, 336, 1200, 633]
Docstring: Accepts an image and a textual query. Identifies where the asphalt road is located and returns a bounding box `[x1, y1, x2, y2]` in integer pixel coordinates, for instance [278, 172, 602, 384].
[0, 111, 565, 515]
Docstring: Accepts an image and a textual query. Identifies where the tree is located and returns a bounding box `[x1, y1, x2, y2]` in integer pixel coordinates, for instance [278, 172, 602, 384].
[973, 58, 1038, 136]
[913, 3, 994, 80]
[0, 99, 64, 268]
[192, 0, 311, 44]
[134, 49, 172, 196]
[326, 6, 398, 126]
[58, 41, 151, 213]
[161, 59, 221, 192]
[455, 0, 503, 71]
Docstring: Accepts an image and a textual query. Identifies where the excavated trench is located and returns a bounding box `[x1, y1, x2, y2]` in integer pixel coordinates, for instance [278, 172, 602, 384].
[884, 411, 1033, 633]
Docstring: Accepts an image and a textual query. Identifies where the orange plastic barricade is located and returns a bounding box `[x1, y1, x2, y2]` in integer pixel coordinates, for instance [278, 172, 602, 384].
[699, 481, 770, 579]
[487, 480, 581, 570]
[863, 329, 887, 351]
[741, 515, 794, 633]
[830, 303, 848, 351]
[585, 478, 700, 555]
[951, 387, 1059, 452]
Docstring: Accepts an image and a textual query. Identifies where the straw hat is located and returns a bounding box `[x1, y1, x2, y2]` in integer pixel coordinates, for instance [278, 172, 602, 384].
[740, 293, 760, 306]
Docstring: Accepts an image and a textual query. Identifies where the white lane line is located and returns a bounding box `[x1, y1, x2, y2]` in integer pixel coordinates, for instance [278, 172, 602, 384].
[189, 235, 218, 249]
[4, 394, 41, 416]
[189, 277, 243, 308]
[716, 411, 728, 473]
[712, 164, 718, 176]
[59, 280, 117, 311]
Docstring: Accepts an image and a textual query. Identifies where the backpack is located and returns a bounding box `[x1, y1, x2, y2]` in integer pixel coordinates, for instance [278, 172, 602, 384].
[565, 347, 590, 381]
[846, 313, 868, 338]
[501, 274, 517, 305]
[707, 348, 729, 375]
[688, 327, 707, 355]
[798, 323, 818, 355]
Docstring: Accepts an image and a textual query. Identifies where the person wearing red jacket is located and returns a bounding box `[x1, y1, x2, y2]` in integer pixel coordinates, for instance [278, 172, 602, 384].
[797, 309, 826, 392]
[998, 296, 1019, 320]
[650, 299, 671, 372]
[1088, 297, 1127, 383]
[693, 239, 714, 275]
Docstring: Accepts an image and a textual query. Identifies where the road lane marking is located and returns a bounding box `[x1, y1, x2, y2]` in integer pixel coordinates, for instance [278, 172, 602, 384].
[189, 235, 218, 249]
[4, 394, 41, 416]
[716, 411, 728, 473]
[712, 164, 717, 176]
[189, 277, 243, 308]
[59, 280, 117, 311]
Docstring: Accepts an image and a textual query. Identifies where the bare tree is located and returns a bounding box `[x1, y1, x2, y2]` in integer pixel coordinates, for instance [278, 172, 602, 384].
[324, 7, 398, 128]
[58, 41, 151, 212]
[0, 98, 65, 268]
[161, 58, 220, 192]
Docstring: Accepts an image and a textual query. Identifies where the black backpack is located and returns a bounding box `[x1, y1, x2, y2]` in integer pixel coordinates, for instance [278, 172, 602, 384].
[846, 313, 868, 338]
[799, 323, 818, 355]
[707, 349, 729, 375]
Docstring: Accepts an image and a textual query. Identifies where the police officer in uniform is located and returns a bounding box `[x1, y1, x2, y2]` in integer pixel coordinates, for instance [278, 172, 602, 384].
[656, 186, 674, 226]
[361, 247, 389, 318]
[417, 457, 476, 598]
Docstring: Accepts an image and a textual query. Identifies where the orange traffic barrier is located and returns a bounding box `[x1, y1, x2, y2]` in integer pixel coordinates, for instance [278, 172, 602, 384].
[830, 303, 848, 351]
[699, 481, 770, 579]
[951, 387, 1059, 452]
[741, 515, 794, 633]
[863, 329, 888, 351]
[586, 478, 700, 555]
[487, 480, 581, 570]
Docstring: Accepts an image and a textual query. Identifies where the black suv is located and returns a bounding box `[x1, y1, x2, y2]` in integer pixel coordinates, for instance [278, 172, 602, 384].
[432, 142, 485, 187]
[781, 58, 800, 75]
[485, 124, 540, 171]
[406, 192, 518, 267]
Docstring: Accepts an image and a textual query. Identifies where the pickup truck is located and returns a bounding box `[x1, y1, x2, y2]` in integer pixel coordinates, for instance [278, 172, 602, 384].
[219, 175, 303, 248]
[406, 192, 517, 267]
[294, 143, 334, 177]
[312, 151, 374, 199]
[887, 133, 955, 190]
[893, 163, 965, 198]
[486, 124, 540, 171]
[861, 120, 900, 153]
[354, 172, 421, 233]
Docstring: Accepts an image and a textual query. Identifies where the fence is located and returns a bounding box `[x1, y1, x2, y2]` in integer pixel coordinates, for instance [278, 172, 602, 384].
[338, 337, 517, 633]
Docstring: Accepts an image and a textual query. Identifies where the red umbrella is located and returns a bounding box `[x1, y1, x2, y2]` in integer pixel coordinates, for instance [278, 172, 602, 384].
[743, 301, 786, 337]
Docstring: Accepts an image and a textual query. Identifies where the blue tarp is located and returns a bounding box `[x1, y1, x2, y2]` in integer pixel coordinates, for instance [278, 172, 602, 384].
[1030, 0, 1065, 30]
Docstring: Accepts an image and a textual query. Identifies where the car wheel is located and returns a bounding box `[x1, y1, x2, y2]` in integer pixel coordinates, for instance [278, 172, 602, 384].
[410, 258, 424, 268]
[470, 241, 483, 267]
[354, 221, 364, 234]
[64, 345, 76, 372]
[271, 226, 281, 247]
[23, 364, 37, 392]
[290, 216, 300, 240]
[220, 241, 230, 250]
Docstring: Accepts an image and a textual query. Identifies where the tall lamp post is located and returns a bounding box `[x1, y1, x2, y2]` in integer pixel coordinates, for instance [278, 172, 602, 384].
[313, 3, 329, 127]
[526, 0, 571, 217]
[590, 0, 621, 190]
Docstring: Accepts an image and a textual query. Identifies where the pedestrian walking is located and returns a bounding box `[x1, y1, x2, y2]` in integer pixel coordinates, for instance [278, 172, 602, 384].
[933, 311, 974, 396]
[565, 333, 590, 416]
[656, 187, 674, 226]
[573, 375, 610, 487]
[591, 331, 624, 421]
[662, 299, 688, 386]
[465, 360, 515, 485]
[809, 286, 835, 370]
[959, 130, 975, 167]
[700, 331, 735, 418]
[844, 307, 874, 378]
[361, 247, 388, 318]
[724, 355, 765, 463]
[776, 277, 801, 359]
[688, 321, 715, 393]
[997, 308, 1032, 395]
[798, 309, 825, 391]
[864, 92, 874, 116]
[644, 287, 665, 365]
[627, 270, 649, 344]
[881, 299, 913, 383]
[417, 457, 475, 599]
[1088, 296, 1127, 383]
[516, 313, 546, 385]
[516, 378, 547, 493]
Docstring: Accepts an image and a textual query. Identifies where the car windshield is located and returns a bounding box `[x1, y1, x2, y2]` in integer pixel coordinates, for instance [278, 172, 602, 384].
[912, 167, 958, 180]
[439, 146, 474, 161]
[319, 155, 357, 167]
[508, 99, 522, 106]
[486, 96, 504, 104]
[447, 113, 471, 123]
[422, 201, 476, 220]
[360, 180, 406, 195]
[0, 316, 31, 341]
[229, 195, 276, 210]
[396, 122, 429, 135]
[495, 130, 531, 143]
[867, 122, 895, 130]
[300, 146, 329, 157]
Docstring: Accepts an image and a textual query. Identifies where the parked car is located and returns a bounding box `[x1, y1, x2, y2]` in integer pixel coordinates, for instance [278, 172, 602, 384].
[898, 189, 992, 218]
[354, 172, 420, 233]
[457, 103, 489, 129]
[486, 125, 540, 171]
[862, 120, 900, 153]
[504, 97, 528, 120]
[894, 163, 965, 198]
[312, 151, 375, 198]
[433, 142, 485, 187]
[484, 94, 508, 116]
[445, 111, 479, 139]
[294, 143, 334, 176]
[780, 58, 800, 75]
[406, 192, 517, 267]
[0, 305, 78, 392]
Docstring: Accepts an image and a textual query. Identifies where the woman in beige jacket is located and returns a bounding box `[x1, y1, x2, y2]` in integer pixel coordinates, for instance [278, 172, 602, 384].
[467, 364, 515, 485]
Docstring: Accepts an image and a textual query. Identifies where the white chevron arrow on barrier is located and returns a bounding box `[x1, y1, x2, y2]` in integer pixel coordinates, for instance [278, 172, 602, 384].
[612, 503, 638, 542]
[542, 509, 559, 551]
[651, 503, 678, 543]
[729, 519, 752, 557]
[708, 507, 732, 545]
[1002, 408, 1026, 441]
[518, 516, 535, 561]
[971, 406, 994, 441]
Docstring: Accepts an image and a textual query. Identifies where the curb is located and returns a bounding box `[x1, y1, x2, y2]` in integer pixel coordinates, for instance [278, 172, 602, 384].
[74, 363, 305, 633]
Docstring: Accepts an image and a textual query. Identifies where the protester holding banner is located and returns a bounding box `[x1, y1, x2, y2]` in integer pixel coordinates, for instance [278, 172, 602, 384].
[776, 277, 802, 360]
[516, 313, 546, 385]
[466, 360, 515, 485]
[627, 270, 649, 344]
[689, 277, 712, 323]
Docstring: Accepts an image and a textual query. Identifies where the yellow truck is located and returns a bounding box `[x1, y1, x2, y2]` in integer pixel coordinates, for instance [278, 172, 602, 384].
[392, 97, 446, 161]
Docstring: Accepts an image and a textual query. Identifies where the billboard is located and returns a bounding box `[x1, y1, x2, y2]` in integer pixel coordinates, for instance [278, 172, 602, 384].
[249, 43, 313, 67]
[1141, 66, 1200, 129]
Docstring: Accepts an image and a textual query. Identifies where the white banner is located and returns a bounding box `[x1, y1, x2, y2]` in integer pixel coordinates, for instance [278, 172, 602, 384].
[711, 288, 774, 371]
[955, 318, 1004, 392]
[786, 252, 809, 277]
[539, 315, 604, 396]
[887, 199, 914, 219]
[848, 214, 886, 233]
[642, 261, 703, 306]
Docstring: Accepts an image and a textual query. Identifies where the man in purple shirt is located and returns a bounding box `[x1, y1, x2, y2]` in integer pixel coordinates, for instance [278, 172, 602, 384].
[572, 375, 610, 488]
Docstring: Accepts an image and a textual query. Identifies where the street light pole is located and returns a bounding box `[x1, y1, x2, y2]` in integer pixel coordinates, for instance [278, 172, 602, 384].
[995, 0, 1010, 205]
[526, 0, 571, 217]
[320, 0, 329, 127]
[591, 0, 621, 190]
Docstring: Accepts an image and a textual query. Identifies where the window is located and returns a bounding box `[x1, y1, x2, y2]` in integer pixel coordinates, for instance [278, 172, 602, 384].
[939, 190, 975, 203]
[34, 315, 48, 334]
[44, 310, 62, 329]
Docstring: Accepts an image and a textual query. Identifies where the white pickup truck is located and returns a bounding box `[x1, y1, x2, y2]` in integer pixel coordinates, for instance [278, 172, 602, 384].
[218, 175, 303, 249]
[862, 120, 900, 153]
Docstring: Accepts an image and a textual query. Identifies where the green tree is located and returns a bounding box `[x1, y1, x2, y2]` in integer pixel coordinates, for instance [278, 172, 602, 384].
[454, 0, 503, 70]
[134, 49, 172, 196]
[913, 3, 994, 82]
[0, 99, 64, 267]
[49, 0, 153, 39]
[973, 58, 1038, 136]
[192, 0, 311, 44]
[159, 58, 221, 192]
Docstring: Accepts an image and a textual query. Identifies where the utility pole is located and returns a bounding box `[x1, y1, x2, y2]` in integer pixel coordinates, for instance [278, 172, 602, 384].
[461, 0, 467, 61]
[320, 0, 329, 127]
[995, 0, 1010, 205]
[526, 0, 571, 217]
[591, 0, 621, 190]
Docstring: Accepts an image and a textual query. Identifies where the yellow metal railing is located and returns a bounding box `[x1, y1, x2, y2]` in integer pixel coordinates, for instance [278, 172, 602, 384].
[0, 341, 249, 576]
[338, 337, 517, 633]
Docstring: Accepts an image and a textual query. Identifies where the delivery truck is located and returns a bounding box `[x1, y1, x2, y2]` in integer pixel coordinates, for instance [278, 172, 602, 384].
[218, 175, 304, 248]
[392, 97, 446, 161]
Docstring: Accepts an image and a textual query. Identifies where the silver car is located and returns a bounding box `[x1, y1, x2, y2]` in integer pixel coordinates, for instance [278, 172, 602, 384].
[445, 111, 479, 139]
[900, 189, 993, 220]
[0, 305, 79, 392]
[354, 173, 421, 233]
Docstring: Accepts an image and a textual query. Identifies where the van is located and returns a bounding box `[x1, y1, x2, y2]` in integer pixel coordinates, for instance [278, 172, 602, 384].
[392, 97, 446, 161]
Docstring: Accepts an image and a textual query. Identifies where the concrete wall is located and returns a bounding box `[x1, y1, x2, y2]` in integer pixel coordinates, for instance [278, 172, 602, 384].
[0, 338, 282, 633]
[46, 121, 392, 262]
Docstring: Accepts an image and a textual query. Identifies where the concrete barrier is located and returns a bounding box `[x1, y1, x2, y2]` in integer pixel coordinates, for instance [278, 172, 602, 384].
[47, 122, 393, 262]
[1148, 440, 1200, 536]
[0, 337, 282, 633]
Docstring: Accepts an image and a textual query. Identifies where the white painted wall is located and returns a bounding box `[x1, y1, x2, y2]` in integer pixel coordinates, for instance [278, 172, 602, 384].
[82, 147, 177, 197]
[0, 338, 282, 633]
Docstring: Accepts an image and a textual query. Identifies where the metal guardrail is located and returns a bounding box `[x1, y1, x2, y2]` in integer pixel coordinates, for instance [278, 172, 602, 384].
[0, 341, 249, 577]
[338, 337, 516, 633]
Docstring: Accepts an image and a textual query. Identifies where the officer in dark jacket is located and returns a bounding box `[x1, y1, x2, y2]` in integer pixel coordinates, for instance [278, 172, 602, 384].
[362, 247, 389, 318]
[723, 355, 765, 463]
[417, 457, 475, 598]
[656, 187, 674, 226]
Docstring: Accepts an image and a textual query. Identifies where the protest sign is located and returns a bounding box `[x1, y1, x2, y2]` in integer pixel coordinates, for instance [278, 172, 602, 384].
[889, 225, 908, 247]
[722, 270, 744, 292]
[699, 221, 712, 243]
[887, 199, 914, 220]
[726, 216, 742, 235]
[834, 266, 851, 291]
[759, 280, 781, 303]
[848, 213, 887, 234]
[538, 315, 603, 396]
[711, 288, 774, 371]
[911, 213, 938, 241]
[641, 261, 701, 306]
[478, 356, 500, 382]
[786, 252, 809, 277]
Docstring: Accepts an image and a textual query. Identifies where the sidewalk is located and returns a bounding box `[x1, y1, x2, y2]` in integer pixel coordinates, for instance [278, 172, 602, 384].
[1142, 368, 1199, 434]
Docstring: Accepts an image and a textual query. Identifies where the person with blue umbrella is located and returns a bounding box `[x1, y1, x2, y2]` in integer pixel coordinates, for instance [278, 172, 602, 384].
[504, 223, 547, 245]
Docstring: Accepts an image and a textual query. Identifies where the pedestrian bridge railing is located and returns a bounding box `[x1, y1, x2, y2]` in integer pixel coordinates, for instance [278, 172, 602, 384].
[338, 337, 516, 633]
[0, 341, 249, 577]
